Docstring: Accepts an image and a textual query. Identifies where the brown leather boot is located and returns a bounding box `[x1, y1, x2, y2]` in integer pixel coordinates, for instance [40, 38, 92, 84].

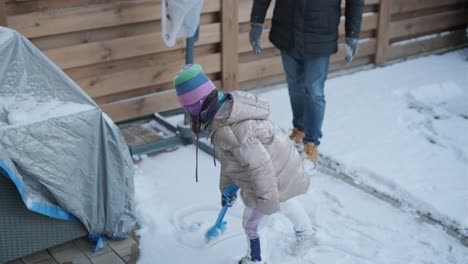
[304, 142, 318, 164]
[289, 128, 305, 152]
[303, 143, 318, 175]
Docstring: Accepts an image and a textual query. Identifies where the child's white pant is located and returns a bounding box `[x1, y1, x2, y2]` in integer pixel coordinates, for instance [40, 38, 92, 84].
[242, 197, 313, 240]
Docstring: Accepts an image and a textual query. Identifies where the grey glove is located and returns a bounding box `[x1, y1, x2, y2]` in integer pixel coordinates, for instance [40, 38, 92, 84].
[345, 37, 359, 64]
[249, 23, 263, 55]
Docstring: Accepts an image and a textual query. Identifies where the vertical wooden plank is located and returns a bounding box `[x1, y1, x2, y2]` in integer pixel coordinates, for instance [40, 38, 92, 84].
[221, 0, 239, 91]
[375, 0, 393, 65]
[0, 0, 7, 26]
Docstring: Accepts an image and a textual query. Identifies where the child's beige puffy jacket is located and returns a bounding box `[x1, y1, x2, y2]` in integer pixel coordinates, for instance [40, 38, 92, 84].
[211, 91, 310, 215]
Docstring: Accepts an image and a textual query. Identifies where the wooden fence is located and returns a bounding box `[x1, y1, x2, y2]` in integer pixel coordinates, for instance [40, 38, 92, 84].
[0, 0, 467, 122]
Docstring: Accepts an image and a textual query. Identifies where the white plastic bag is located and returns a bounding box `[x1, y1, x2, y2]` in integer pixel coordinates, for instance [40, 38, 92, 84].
[161, 0, 205, 47]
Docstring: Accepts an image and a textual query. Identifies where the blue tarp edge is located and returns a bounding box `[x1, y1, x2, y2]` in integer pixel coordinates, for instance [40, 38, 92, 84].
[0, 160, 77, 221]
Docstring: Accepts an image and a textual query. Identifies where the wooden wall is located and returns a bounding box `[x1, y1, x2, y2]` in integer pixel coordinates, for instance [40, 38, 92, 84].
[387, 0, 468, 60]
[1, 0, 466, 122]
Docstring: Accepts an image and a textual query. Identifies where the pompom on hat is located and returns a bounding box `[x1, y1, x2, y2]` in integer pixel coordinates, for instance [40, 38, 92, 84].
[174, 64, 216, 116]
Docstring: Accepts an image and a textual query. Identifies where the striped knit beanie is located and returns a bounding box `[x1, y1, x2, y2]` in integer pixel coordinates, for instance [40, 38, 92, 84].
[174, 64, 216, 116]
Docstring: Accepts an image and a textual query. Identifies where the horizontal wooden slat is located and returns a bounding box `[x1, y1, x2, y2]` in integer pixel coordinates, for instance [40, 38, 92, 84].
[8, 0, 220, 38]
[9, 0, 159, 38]
[238, 38, 376, 82]
[45, 23, 220, 69]
[392, 0, 468, 14]
[78, 53, 221, 98]
[6, 0, 115, 15]
[102, 79, 225, 122]
[96, 77, 221, 105]
[238, 56, 282, 83]
[101, 90, 179, 122]
[32, 20, 159, 50]
[238, 47, 280, 64]
[239, 73, 285, 91]
[96, 81, 174, 105]
[31, 11, 217, 51]
[390, 9, 468, 40]
[65, 43, 218, 81]
[388, 30, 467, 60]
[239, 55, 374, 91]
[329, 55, 374, 73]
[391, 4, 468, 22]
[65, 50, 181, 81]
[100, 77, 218, 121]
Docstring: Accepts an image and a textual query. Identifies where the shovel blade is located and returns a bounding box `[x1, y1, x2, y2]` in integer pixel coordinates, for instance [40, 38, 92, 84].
[204, 221, 227, 242]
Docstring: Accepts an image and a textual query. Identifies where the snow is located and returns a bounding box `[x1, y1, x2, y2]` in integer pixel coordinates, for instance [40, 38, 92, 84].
[132, 49, 468, 263]
[391, 31, 454, 47]
[259, 49, 468, 235]
[165, 114, 185, 128]
[0, 96, 95, 127]
[359, 38, 373, 44]
[134, 146, 468, 264]
[363, 12, 376, 17]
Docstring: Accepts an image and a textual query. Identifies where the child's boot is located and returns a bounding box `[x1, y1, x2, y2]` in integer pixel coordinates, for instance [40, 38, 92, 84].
[290, 229, 317, 255]
[289, 128, 305, 152]
[239, 238, 265, 264]
[303, 142, 318, 175]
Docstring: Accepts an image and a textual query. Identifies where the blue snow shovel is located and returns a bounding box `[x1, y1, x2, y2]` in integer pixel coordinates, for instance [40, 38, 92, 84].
[205, 183, 239, 242]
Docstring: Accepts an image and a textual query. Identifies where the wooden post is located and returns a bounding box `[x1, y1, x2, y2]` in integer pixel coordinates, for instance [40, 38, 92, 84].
[221, 0, 239, 91]
[0, 0, 7, 27]
[375, 0, 393, 65]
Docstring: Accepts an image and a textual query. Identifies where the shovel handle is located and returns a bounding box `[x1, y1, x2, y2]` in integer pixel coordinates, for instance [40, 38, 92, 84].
[214, 183, 239, 227]
[215, 205, 229, 227]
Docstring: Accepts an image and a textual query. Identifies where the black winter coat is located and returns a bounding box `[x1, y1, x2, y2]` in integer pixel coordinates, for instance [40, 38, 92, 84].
[251, 0, 364, 58]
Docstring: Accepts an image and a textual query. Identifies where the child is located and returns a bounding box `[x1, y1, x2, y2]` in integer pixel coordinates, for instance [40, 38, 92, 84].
[174, 64, 316, 264]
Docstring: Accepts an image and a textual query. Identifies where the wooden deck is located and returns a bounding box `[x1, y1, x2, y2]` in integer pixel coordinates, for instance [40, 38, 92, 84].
[6, 227, 141, 264]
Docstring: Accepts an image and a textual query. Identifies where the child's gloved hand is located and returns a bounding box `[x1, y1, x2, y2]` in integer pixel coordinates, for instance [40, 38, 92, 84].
[221, 193, 237, 207]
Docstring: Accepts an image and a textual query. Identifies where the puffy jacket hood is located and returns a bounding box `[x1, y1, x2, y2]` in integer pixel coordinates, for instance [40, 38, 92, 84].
[212, 91, 269, 131]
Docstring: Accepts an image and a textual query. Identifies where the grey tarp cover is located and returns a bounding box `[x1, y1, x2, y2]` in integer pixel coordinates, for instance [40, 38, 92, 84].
[0, 27, 135, 238]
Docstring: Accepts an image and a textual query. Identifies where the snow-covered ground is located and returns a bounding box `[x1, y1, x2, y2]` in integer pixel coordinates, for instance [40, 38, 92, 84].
[133, 49, 468, 263]
[134, 146, 467, 264]
[261, 49, 468, 235]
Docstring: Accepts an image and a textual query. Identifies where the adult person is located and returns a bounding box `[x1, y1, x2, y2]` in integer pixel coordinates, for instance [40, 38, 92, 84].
[249, 0, 364, 173]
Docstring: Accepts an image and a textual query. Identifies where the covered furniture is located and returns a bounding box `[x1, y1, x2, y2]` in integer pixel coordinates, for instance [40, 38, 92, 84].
[0, 27, 136, 262]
